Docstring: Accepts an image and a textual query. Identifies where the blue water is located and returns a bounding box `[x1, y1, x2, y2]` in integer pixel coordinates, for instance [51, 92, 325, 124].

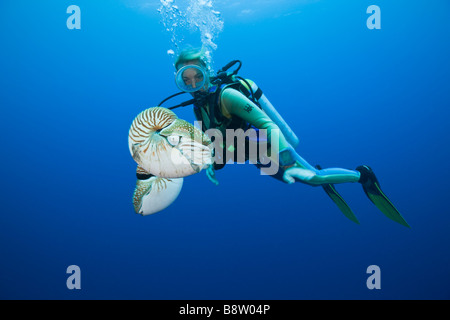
[1, 0, 449, 299]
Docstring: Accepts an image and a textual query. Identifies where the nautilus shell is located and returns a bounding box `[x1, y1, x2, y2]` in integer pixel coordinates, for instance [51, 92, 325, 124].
[133, 166, 183, 215]
[128, 107, 213, 178]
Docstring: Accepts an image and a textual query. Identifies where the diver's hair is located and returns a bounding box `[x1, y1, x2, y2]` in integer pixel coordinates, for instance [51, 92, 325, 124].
[174, 47, 207, 70]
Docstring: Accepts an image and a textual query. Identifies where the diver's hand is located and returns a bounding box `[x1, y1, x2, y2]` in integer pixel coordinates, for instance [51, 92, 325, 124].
[282, 166, 315, 184]
[206, 165, 219, 186]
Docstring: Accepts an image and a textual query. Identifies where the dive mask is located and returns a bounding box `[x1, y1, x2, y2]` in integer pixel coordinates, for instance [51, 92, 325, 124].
[175, 65, 208, 93]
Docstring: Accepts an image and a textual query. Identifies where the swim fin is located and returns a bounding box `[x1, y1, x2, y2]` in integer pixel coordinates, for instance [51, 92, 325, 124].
[356, 165, 410, 228]
[316, 165, 359, 224]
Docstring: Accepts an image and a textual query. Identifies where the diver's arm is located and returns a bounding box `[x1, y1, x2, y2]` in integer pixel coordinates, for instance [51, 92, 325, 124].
[220, 88, 291, 151]
[220, 88, 314, 183]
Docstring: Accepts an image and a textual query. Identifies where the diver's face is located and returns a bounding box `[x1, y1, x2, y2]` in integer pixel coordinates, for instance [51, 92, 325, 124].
[181, 67, 205, 91]
[180, 60, 209, 92]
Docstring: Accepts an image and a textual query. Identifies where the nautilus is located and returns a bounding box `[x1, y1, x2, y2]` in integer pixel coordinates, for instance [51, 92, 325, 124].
[128, 107, 213, 178]
[132, 166, 183, 216]
[128, 107, 213, 215]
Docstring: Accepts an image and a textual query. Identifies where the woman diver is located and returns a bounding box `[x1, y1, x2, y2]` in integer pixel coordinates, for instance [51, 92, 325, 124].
[133, 47, 409, 227]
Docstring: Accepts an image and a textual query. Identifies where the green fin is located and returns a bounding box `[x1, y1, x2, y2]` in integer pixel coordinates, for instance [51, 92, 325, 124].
[362, 180, 410, 228]
[315, 164, 359, 224]
[322, 183, 359, 224]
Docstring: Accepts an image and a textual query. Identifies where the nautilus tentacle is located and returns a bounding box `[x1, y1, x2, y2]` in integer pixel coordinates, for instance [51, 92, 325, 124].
[128, 107, 213, 178]
[133, 165, 183, 215]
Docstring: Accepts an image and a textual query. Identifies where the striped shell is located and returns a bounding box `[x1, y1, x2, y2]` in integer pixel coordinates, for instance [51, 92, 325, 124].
[128, 107, 213, 178]
[133, 166, 183, 215]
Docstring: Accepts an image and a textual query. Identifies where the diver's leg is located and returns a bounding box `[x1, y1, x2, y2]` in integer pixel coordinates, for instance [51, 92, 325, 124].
[281, 150, 361, 186]
[283, 165, 360, 185]
[305, 167, 361, 185]
[250, 134, 360, 185]
[254, 149, 360, 185]
[277, 147, 410, 227]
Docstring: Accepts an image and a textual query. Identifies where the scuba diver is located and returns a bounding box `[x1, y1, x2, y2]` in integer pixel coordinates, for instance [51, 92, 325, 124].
[140, 47, 409, 227]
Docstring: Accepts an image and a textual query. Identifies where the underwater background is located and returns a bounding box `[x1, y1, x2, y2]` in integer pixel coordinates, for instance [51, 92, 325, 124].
[1, 0, 449, 299]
